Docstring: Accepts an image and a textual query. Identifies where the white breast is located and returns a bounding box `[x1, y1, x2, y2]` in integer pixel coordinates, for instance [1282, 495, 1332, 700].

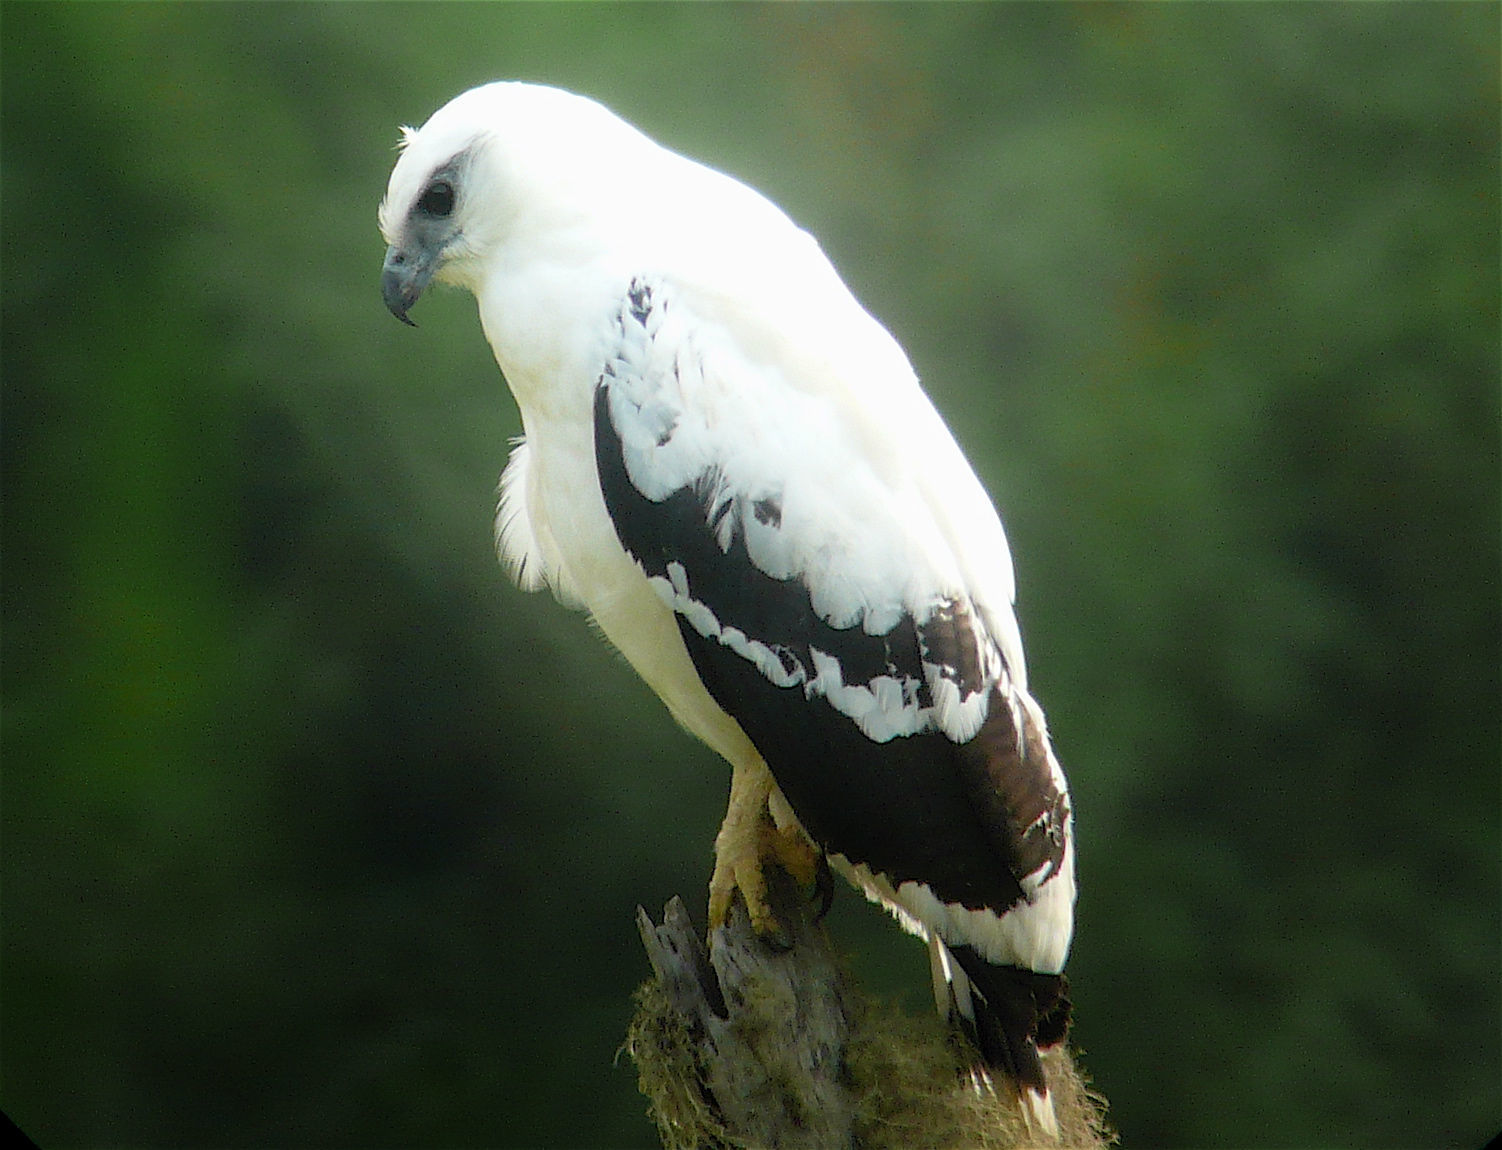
[485, 266, 762, 772]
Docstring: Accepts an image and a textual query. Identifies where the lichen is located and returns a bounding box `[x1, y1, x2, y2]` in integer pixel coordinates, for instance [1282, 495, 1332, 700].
[627, 974, 1115, 1150]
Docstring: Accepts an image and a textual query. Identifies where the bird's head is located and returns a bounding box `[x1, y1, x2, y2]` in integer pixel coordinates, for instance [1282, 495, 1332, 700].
[378, 81, 661, 326]
[377, 123, 472, 326]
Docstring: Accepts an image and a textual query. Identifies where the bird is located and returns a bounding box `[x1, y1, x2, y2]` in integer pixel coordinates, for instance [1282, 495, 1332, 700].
[379, 81, 1076, 1137]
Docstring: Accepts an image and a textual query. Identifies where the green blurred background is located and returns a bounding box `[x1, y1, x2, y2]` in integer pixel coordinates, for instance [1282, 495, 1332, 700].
[3, 4, 1497, 1147]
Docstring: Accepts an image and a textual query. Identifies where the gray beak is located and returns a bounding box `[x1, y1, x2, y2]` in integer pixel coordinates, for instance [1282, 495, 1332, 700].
[381, 243, 436, 327]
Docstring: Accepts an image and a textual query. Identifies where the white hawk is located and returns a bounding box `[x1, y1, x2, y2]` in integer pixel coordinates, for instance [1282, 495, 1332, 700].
[379, 81, 1076, 1136]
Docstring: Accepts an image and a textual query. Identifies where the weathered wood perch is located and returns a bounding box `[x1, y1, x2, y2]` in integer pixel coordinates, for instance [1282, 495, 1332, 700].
[625, 869, 1113, 1150]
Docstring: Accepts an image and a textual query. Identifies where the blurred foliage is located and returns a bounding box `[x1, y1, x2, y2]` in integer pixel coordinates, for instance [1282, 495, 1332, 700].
[2, 4, 1497, 1148]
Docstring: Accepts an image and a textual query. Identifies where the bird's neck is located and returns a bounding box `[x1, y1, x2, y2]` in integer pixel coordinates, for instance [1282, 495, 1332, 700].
[474, 249, 629, 425]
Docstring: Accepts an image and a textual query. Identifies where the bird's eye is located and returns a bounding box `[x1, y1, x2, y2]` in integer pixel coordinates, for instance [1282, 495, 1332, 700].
[417, 180, 455, 218]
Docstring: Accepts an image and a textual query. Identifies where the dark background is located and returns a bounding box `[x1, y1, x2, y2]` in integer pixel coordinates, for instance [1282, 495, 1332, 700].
[3, 4, 1497, 1147]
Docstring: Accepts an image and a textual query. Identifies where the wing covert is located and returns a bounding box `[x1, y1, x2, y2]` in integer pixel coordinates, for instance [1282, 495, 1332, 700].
[593, 275, 1069, 914]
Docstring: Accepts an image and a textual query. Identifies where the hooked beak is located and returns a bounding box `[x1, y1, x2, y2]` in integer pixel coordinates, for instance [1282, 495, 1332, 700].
[381, 243, 436, 327]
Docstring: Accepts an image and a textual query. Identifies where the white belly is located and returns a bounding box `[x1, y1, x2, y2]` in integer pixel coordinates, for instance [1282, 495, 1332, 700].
[519, 406, 761, 772]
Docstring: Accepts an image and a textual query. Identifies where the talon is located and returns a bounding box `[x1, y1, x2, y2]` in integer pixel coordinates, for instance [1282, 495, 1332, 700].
[766, 820, 831, 920]
[710, 761, 782, 937]
[708, 762, 824, 944]
[812, 851, 835, 921]
[708, 842, 778, 936]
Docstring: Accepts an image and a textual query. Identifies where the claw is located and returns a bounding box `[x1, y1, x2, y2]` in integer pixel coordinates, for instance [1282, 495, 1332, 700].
[710, 762, 778, 935]
[767, 821, 832, 920]
[709, 762, 825, 946]
[708, 819, 829, 949]
[812, 851, 835, 921]
[708, 839, 777, 935]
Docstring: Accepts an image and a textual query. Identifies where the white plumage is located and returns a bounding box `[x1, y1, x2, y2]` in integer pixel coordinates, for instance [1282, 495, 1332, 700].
[380, 81, 1076, 1135]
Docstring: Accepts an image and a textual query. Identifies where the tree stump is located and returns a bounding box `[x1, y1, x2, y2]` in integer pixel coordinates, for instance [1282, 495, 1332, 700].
[625, 870, 1114, 1150]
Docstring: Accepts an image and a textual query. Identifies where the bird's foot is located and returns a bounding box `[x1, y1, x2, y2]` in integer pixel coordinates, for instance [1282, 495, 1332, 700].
[768, 820, 835, 920]
[709, 815, 828, 947]
[709, 761, 829, 945]
[766, 819, 819, 889]
[708, 833, 777, 940]
[709, 761, 777, 937]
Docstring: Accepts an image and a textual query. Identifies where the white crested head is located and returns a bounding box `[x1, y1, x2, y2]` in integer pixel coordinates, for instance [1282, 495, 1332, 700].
[377, 81, 826, 329]
[380, 83, 653, 240]
[378, 82, 680, 321]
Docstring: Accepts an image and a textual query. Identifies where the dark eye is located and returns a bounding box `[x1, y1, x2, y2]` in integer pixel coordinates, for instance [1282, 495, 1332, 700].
[417, 180, 454, 218]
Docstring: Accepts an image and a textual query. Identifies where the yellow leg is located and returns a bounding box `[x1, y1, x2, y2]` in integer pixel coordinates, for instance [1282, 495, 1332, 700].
[708, 761, 823, 937]
[766, 819, 821, 890]
[766, 788, 821, 889]
[708, 760, 775, 932]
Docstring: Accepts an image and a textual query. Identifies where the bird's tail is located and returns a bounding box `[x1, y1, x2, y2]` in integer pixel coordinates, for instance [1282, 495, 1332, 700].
[928, 936, 1072, 1140]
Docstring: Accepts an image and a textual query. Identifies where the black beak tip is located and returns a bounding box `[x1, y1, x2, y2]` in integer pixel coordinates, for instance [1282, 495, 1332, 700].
[381, 255, 424, 328]
[382, 281, 420, 327]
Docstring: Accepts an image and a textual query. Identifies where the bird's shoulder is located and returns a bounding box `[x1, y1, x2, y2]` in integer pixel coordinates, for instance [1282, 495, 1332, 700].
[596, 272, 1026, 674]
